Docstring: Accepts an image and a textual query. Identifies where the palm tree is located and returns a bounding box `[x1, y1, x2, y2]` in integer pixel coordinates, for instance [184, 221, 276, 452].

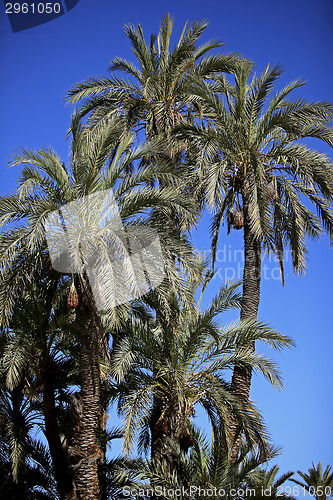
[66, 15, 245, 243]
[0, 434, 59, 500]
[0, 366, 59, 499]
[122, 427, 289, 500]
[175, 63, 333, 460]
[0, 269, 78, 499]
[291, 462, 333, 500]
[245, 465, 295, 500]
[66, 15, 242, 142]
[0, 116, 196, 499]
[110, 260, 293, 464]
[0, 386, 37, 488]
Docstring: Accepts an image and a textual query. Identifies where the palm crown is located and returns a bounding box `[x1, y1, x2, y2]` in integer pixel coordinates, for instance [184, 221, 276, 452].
[291, 462, 333, 500]
[177, 63, 333, 283]
[66, 15, 242, 141]
[110, 261, 294, 460]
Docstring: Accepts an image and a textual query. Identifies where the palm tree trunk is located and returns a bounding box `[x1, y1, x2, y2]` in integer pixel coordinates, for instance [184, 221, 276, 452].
[70, 279, 103, 500]
[150, 396, 193, 467]
[229, 189, 261, 462]
[42, 375, 77, 500]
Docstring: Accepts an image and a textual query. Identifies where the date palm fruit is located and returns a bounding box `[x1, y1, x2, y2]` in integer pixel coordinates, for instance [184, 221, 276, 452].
[67, 281, 78, 309]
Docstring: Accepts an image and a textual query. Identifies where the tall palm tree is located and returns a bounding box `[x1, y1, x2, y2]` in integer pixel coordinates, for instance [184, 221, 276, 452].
[291, 462, 333, 500]
[66, 15, 242, 142]
[175, 63, 333, 460]
[0, 116, 196, 499]
[110, 261, 293, 463]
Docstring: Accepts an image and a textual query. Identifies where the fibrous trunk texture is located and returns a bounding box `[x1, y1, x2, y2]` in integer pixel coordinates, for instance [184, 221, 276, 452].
[150, 395, 193, 469]
[70, 278, 104, 500]
[229, 190, 261, 463]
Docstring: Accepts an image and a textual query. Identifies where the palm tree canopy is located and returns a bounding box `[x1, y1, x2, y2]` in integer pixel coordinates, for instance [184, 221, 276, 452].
[66, 14, 244, 139]
[175, 63, 333, 282]
[119, 429, 288, 500]
[0, 115, 197, 327]
[291, 462, 333, 500]
[109, 261, 294, 456]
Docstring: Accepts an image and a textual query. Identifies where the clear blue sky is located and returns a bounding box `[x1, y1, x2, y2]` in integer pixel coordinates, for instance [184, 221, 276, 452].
[1, 0, 332, 479]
